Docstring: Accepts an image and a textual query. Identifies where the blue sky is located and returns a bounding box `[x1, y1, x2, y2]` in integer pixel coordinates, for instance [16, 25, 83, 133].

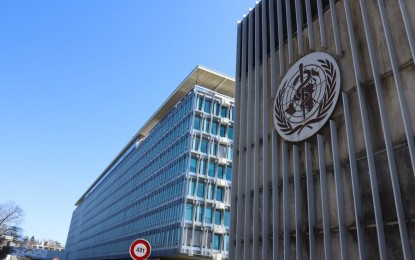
[0, 1, 255, 245]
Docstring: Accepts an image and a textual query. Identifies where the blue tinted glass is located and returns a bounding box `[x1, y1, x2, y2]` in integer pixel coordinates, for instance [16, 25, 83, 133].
[216, 187, 223, 201]
[204, 100, 211, 114]
[210, 142, 217, 156]
[221, 107, 228, 118]
[188, 180, 195, 195]
[203, 119, 210, 132]
[215, 211, 222, 225]
[220, 125, 226, 137]
[217, 165, 224, 179]
[208, 162, 215, 177]
[201, 139, 208, 153]
[226, 166, 232, 181]
[193, 138, 200, 150]
[205, 208, 212, 223]
[185, 204, 193, 220]
[213, 234, 221, 250]
[193, 117, 201, 130]
[208, 185, 214, 200]
[199, 160, 206, 175]
[224, 210, 230, 226]
[228, 127, 234, 140]
[197, 206, 203, 222]
[190, 158, 197, 172]
[211, 121, 218, 135]
[197, 97, 203, 110]
[197, 182, 205, 198]
[214, 103, 220, 116]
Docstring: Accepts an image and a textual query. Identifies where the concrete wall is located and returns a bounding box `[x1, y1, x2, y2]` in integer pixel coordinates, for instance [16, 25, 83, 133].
[230, 0, 415, 259]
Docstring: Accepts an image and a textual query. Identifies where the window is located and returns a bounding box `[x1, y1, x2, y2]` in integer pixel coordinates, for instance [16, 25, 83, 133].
[197, 97, 203, 111]
[199, 159, 206, 175]
[228, 126, 234, 140]
[196, 205, 203, 222]
[188, 180, 195, 196]
[213, 234, 221, 250]
[218, 145, 227, 158]
[211, 121, 218, 135]
[204, 99, 211, 114]
[208, 162, 215, 177]
[215, 210, 222, 225]
[221, 107, 228, 118]
[190, 157, 197, 172]
[210, 142, 217, 156]
[205, 208, 212, 224]
[216, 187, 223, 202]
[193, 116, 201, 130]
[203, 119, 210, 133]
[230, 107, 235, 121]
[220, 125, 226, 138]
[208, 185, 214, 200]
[201, 139, 208, 153]
[197, 182, 205, 198]
[185, 204, 193, 221]
[216, 165, 223, 179]
[214, 102, 220, 116]
[192, 137, 200, 151]
[227, 147, 233, 160]
[226, 166, 232, 181]
[224, 210, 230, 226]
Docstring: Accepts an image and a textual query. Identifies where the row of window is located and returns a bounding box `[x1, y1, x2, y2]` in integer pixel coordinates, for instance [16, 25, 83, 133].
[191, 136, 233, 160]
[183, 230, 228, 251]
[193, 116, 234, 140]
[185, 204, 231, 226]
[187, 180, 228, 202]
[189, 157, 232, 181]
[195, 95, 235, 121]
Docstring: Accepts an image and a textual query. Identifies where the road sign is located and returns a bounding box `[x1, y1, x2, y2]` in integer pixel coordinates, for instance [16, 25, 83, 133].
[52, 257, 59, 260]
[129, 239, 151, 260]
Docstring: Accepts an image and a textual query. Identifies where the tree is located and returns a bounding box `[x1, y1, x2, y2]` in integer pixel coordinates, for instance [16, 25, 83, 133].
[0, 201, 24, 227]
[0, 202, 24, 259]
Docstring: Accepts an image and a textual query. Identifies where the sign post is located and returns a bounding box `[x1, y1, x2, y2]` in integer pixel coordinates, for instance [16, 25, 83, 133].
[129, 239, 151, 260]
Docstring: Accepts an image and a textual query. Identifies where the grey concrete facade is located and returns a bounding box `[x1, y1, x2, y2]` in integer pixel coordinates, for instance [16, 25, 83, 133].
[230, 0, 415, 259]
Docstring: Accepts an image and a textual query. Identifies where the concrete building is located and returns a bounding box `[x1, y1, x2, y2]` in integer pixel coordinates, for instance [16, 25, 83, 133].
[230, 0, 415, 259]
[66, 66, 235, 259]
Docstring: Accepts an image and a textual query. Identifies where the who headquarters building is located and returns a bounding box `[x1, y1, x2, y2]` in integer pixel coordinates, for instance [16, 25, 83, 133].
[229, 0, 415, 260]
[66, 66, 235, 259]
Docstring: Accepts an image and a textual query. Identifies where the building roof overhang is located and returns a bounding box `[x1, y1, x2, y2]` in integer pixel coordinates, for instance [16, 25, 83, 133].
[75, 65, 235, 206]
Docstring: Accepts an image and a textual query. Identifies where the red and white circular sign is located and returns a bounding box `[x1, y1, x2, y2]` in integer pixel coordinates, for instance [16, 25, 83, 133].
[129, 239, 151, 260]
[52, 258, 59, 260]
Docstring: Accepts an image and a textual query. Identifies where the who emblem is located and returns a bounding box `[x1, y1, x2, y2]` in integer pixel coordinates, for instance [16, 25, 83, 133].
[273, 52, 341, 142]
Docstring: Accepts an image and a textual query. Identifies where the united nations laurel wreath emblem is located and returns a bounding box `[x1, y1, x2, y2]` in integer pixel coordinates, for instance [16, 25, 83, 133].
[273, 52, 341, 142]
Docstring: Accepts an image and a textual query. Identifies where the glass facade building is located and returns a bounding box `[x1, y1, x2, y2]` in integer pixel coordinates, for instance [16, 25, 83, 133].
[66, 66, 234, 260]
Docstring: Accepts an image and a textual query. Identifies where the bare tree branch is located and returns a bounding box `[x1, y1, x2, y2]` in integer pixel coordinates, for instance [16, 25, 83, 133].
[0, 201, 24, 228]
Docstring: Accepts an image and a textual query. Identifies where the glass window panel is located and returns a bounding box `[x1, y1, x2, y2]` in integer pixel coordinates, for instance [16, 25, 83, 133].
[201, 139, 208, 153]
[218, 145, 226, 158]
[185, 204, 193, 220]
[224, 210, 230, 226]
[211, 121, 218, 135]
[214, 102, 220, 116]
[208, 162, 215, 177]
[220, 125, 226, 137]
[205, 207, 212, 224]
[221, 107, 228, 118]
[204, 99, 211, 114]
[193, 137, 200, 151]
[228, 126, 234, 140]
[193, 116, 201, 130]
[226, 166, 232, 181]
[227, 147, 233, 160]
[203, 119, 210, 133]
[197, 97, 203, 111]
[199, 160, 206, 175]
[208, 185, 214, 200]
[217, 165, 224, 179]
[197, 182, 205, 198]
[190, 158, 197, 173]
[215, 210, 222, 225]
[188, 180, 195, 196]
[216, 187, 223, 201]
[197, 205, 203, 222]
[210, 142, 217, 156]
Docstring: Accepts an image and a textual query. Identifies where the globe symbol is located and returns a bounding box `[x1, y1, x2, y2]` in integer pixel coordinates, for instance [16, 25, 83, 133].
[273, 52, 341, 142]
[282, 63, 326, 124]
